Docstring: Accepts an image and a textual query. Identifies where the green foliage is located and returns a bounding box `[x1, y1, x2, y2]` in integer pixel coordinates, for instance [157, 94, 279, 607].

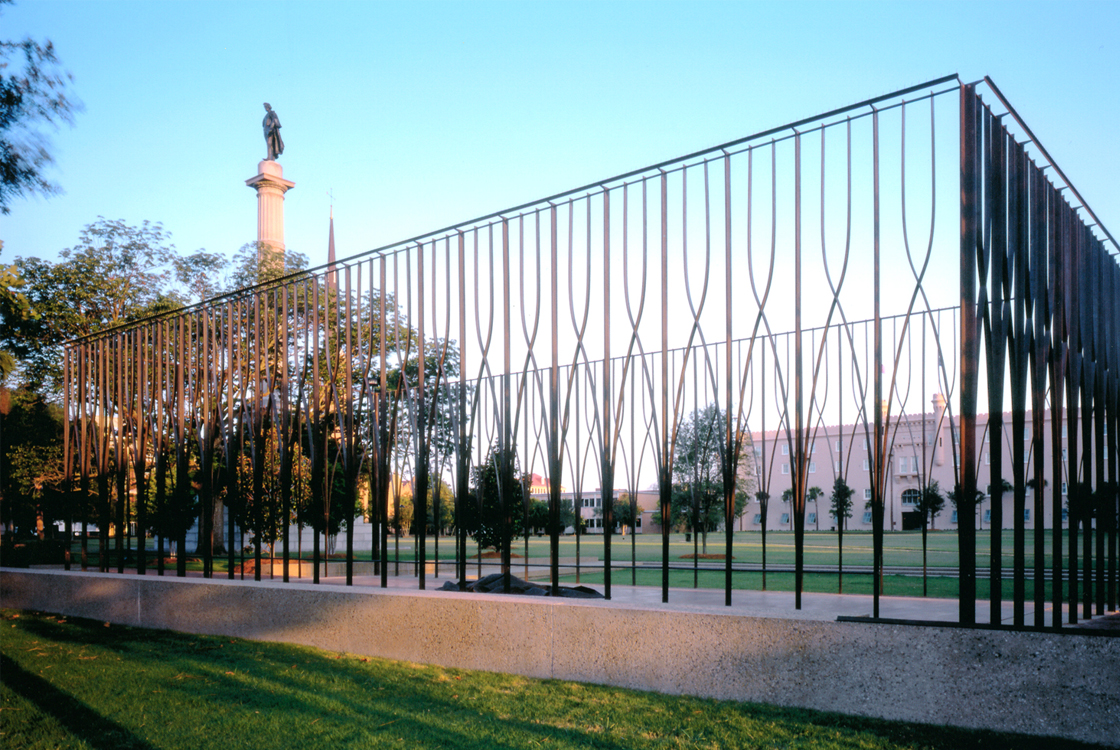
[2, 218, 182, 391]
[828, 478, 853, 525]
[235, 427, 313, 554]
[654, 405, 749, 546]
[226, 241, 309, 290]
[601, 492, 640, 533]
[0, 3, 83, 214]
[389, 477, 456, 535]
[916, 480, 946, 529]
[143, 455, 197, 543]
[461, 445, 526, 553]
[529, 495, 578, 535]
[0, 386, 64, 536]
[947, 483, 984, 516]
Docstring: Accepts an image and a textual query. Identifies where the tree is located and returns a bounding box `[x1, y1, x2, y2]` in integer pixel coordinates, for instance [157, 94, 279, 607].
[654, 404, 750, 553]
[915, 480, 945, 596]
[0, 250, 35, 380]
[807, 486, 823, 531]
[3, 218, 183, 391]
[0, 0, 83, 214]
[754, 490, 771, 588]
[947, 483, 983, 529]
[234, 426, 313, 559]
[984, 479, 1013, 530]
[829, 478, 854, 593]
[461, 445, 526, 556]
[595, 492, 640, 538]
[781, 488, 794, 530]
[0, 385, 63, 537]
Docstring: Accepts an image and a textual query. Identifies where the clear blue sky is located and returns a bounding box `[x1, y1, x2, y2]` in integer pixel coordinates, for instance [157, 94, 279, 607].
[2, 0, 1117, 272]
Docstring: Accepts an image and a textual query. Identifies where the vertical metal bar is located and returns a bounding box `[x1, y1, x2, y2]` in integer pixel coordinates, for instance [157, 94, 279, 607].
[345, 265, 357, 586]
[62, 346, 73, 570]
[550, 206, 561, 595]
[602, 187, 613, 601]
[872, 107, 884, 619]
[1048, 179, 1066, 627]
[458, 232, 468, 590]
[794, 130, 807, 610]
[380, 255, 390, 588]
[502, 218, 512, 591]
[958, 84, 980, 625]
[724, 152, 734, 607]
[115, 332, 126, 574]
[312, 278, 321, 583]
[1008, 137, 1029, 627]
[1030, 160, 1048, 628]
[660, 169, 671, 604]
[79, 340, 89, 571]
[417, 245, 428, 590]
[987, 115, 1008, 625]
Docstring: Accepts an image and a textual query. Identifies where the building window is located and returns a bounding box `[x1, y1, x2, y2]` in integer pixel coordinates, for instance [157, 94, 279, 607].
[864, 438, 870, 451]
[834, 460, 842, 472]
[753, 513, 761, 524]
[1062, 424, 1067, 438]
[862, 511, 873, 524]
[807, 512, 817, 524]
[809, 461, 817, 473]
[1062, 482, 1068, 495]
[1062, 448, 1067, 461]
[780, 513, 790, 525]
[836, 439, 842, 451]
[782, 444, 789, 456]
[781, 463, 790, 475]
[1024, 508, 1031, 522]
[902, 488, 920, 506]
[898, 456, 908, 473]
[951, 510, 958, 524]
[864, 488, 872, 501]
[862, 459, 870, 471]
[983, 509, 992, 523]
[1062, 508, 1069, 522]
[811, 442, 817, 453]
[984, 452, 990, 465]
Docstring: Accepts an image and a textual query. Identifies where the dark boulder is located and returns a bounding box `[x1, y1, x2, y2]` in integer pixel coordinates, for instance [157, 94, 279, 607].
[438, 573, 603, 598]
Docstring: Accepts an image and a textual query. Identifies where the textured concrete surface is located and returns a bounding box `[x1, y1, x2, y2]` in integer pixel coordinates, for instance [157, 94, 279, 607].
[2, 568, 1117, 746]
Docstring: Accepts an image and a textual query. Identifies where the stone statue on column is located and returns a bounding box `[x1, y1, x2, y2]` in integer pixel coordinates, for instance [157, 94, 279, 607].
[248, 103, 294, 257]
[263, 103, 284, 161]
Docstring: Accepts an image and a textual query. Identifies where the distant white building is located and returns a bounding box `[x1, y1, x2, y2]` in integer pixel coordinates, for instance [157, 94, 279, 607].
[745, 393, 1085, 532]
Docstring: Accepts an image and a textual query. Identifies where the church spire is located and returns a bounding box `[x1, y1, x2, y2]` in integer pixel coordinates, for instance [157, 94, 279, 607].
[327, 199, 337, 293]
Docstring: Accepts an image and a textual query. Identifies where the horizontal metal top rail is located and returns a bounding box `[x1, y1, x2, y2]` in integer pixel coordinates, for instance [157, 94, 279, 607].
[67, 75, 965, 343]
[977, 76, 1117, 255]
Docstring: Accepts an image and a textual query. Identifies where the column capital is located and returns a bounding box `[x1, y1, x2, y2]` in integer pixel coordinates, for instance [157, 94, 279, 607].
[246, 160, 296, 193]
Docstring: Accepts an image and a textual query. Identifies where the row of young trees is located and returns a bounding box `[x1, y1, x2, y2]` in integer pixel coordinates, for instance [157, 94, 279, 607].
[0, 218, 444, 565]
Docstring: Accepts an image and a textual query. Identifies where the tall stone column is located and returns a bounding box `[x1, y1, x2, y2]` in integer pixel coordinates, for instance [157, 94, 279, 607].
[246, 160, 295, 258]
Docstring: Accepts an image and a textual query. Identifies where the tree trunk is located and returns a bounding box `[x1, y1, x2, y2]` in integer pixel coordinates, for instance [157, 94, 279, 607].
[211, 497, 226, 555]
[922, 521, 928, 597]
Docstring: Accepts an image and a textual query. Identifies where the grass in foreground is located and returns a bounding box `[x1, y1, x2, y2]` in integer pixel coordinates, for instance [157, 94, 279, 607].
[0, 609, 1106, 750]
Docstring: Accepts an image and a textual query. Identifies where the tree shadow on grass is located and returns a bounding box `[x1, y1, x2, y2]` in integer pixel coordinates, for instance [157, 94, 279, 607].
[0, 653, 157, 750]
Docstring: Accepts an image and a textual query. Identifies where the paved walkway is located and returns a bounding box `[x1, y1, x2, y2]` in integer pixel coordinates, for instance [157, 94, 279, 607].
[326, 570, 1112, 627]
[40, 564, 1117, 628]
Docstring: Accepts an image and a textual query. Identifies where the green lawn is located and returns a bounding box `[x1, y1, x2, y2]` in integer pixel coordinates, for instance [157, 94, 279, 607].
[72, 529, 1078, 570]
[61, 530, 1088, 601]
[1, 609, 1106, 750]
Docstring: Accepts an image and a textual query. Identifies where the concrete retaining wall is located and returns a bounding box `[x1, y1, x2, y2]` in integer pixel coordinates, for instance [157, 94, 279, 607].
[2, 569, 1117, 746]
